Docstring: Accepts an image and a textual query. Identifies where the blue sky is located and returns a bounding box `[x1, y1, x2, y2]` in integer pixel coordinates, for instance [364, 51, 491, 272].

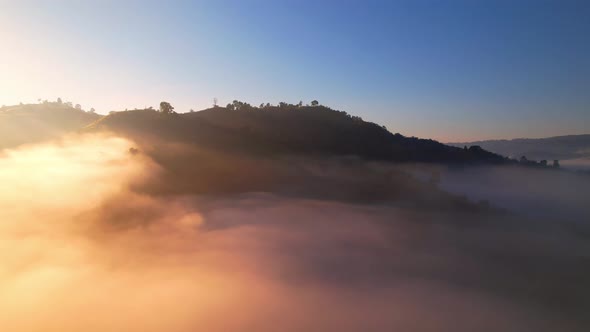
[1, 0, 588, 141]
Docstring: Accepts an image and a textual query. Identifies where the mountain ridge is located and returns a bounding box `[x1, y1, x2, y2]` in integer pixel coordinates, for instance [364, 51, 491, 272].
[0, 102, 510, 165]
[448, 134, 590, 161]
[84, 104, 508, 164]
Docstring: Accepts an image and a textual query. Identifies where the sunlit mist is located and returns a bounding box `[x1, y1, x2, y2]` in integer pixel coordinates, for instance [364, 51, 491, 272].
[0, 134, 587, 331]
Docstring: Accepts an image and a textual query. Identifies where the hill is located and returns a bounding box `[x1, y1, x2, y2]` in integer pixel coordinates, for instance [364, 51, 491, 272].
[86, 104, 507, 164]
[0, 103, 102, 149]
[448, 134, 590, 164]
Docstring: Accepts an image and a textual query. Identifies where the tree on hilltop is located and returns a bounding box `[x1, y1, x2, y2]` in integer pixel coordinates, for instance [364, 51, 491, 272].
[159, 101, 175, 114]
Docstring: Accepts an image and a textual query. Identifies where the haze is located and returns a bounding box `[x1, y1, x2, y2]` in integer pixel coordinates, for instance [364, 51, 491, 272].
[1, 135, 589, 331]
[1, 0, 589, 141]
[1, 1, 590, 331]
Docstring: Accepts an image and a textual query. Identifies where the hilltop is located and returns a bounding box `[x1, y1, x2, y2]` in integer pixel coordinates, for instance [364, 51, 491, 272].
[0, 101, 508, 164]
[0, 102, 102, 149]
[86, 102, 506, 164]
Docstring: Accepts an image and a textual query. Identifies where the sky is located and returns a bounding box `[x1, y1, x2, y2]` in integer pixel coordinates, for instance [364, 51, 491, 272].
[0, 0, 588, 142]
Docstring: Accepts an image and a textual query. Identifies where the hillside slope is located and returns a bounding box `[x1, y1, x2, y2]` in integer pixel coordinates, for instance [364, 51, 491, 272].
[87, 106, 507, 164]
[0, 103, 102, 149]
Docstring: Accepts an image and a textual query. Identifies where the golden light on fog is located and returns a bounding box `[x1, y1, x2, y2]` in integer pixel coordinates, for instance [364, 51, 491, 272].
[0, 134, 586, 332]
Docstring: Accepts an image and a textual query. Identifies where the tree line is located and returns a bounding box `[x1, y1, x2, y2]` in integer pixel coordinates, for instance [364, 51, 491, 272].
[225, 99, 319, 111]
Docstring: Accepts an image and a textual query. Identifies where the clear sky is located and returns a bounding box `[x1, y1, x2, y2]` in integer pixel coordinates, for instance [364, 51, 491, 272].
[1, 0, 588, 142]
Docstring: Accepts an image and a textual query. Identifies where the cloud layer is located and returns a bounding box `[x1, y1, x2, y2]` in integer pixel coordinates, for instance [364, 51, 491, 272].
[0, 135, 588, 331]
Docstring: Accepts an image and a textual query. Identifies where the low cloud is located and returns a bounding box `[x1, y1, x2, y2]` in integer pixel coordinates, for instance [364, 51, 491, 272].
[0, 135, 588, 331]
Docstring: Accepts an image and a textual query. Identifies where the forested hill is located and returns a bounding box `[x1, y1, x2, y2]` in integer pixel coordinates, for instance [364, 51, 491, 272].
[86, 103, 506, 164]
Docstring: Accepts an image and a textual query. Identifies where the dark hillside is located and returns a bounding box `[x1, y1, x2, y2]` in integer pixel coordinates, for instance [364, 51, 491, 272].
[87, 105, 507, 164]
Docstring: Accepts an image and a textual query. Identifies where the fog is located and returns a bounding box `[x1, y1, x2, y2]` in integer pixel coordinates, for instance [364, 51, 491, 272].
[1, 135, 589, 331]
[435, 165, 590, 223]
[561, 157, 590, 172]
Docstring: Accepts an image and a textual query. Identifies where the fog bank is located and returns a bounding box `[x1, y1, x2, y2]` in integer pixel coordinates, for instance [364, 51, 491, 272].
[1, 135, 589, 331]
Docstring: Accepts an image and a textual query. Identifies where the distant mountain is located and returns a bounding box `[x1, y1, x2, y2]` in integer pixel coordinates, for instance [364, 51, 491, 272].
[448, 135, 590, 161]
[85, 105, 506, 164]
[0, 103, 102, 149]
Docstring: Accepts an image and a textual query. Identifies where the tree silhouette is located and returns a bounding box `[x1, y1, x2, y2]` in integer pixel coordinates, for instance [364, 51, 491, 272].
[311, 100, 319, 106]
[229, 100, 254, 111]
[159, 101, 175, 114]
